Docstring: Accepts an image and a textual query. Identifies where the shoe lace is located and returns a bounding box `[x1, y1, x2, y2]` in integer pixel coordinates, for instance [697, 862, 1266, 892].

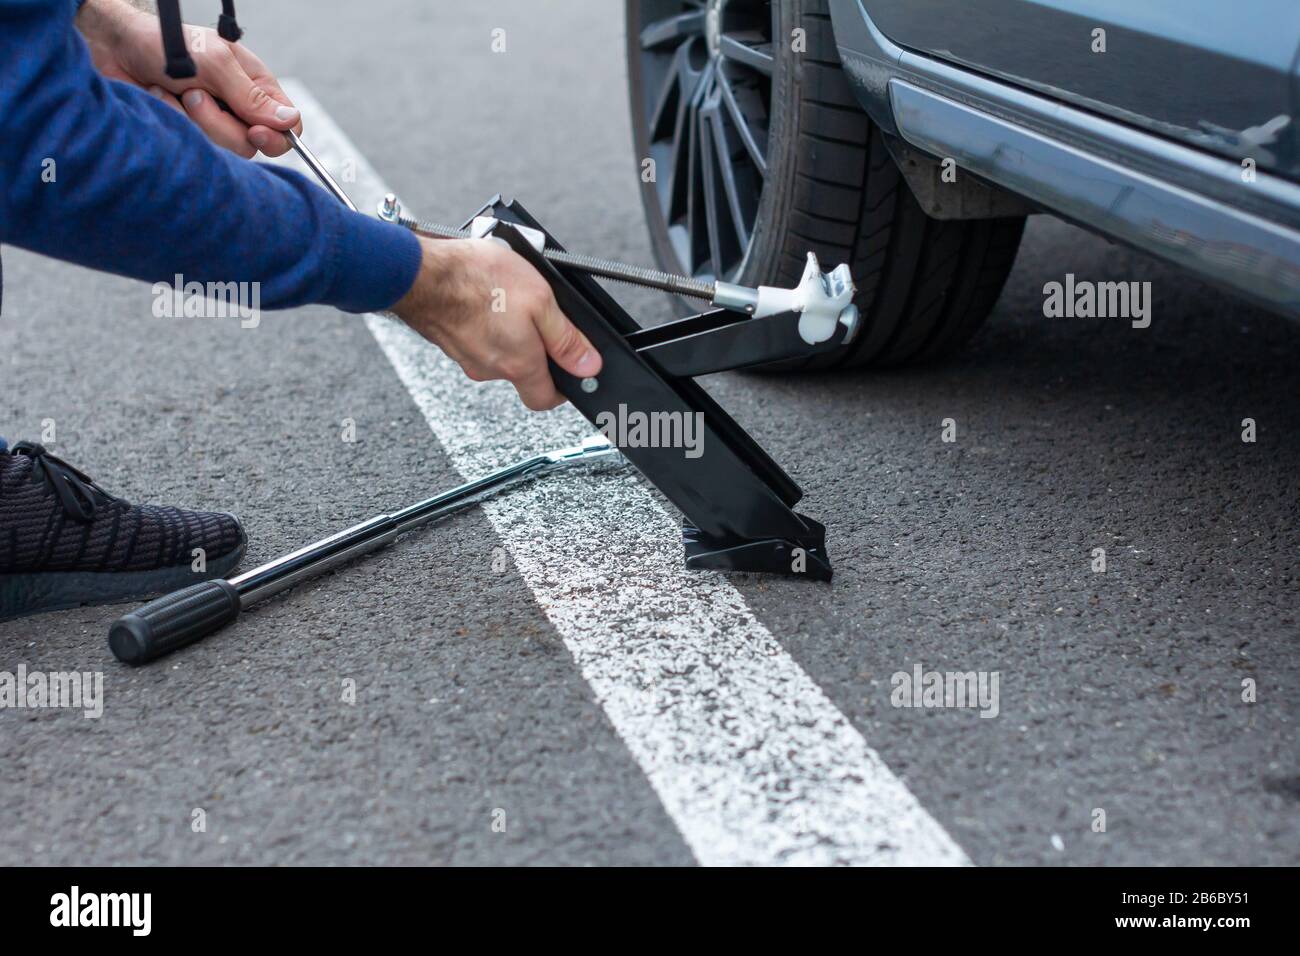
[9, 442, 125, 523]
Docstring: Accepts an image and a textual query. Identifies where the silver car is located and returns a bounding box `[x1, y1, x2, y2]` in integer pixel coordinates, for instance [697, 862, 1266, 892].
[626, 0, 1300, 366]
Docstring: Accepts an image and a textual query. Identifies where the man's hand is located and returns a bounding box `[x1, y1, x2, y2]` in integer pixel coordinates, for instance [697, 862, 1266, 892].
[77, 0, 301, 158]
[392, 238, 603, 411]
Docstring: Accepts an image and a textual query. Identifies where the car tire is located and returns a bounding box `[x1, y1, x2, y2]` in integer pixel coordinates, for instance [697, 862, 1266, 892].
[626, 0, 1027, 369]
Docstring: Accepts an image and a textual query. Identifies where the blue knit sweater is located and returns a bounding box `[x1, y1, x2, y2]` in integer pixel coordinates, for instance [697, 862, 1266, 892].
[0, 0, 422, 314]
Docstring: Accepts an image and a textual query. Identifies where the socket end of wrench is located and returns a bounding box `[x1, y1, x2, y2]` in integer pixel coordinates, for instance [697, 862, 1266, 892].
[545, 435, 620, 467]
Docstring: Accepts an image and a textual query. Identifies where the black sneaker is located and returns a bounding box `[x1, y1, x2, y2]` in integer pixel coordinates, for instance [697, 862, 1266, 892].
[0, 441, 246, 620]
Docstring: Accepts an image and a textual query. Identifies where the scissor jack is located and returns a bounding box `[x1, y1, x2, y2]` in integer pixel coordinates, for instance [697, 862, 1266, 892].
[434, 195, 855, 579]
[109, 139, 859, 665]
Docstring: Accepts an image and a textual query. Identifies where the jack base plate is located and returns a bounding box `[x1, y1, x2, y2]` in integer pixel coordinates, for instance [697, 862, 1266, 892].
[682, 519, 833, 582]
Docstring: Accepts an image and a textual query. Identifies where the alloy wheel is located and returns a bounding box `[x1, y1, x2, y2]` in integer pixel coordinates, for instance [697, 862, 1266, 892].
[634, 0, 776, 283]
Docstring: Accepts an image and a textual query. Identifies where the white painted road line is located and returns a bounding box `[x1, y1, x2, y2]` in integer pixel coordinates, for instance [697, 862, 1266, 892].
[281, 79, 970, 866]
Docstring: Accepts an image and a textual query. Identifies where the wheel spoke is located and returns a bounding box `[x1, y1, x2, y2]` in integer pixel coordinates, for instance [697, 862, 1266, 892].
[636, 1, 774, 282]
[704, 102, 751, 252]
[697, 107, 726, 279]
[640, 10, 707, 50]
[658, 40, 706, 223]
[717, 72, 767, 177]
[663, 55, 696, 223]
[718, 34, 774, 76]
[684, 65, 714, 276]
[648, 55, 678, 138]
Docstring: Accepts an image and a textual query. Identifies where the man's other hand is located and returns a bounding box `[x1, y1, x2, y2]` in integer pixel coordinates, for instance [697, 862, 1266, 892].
[392, 238, 604, 412]
[78, 0, 302, 158]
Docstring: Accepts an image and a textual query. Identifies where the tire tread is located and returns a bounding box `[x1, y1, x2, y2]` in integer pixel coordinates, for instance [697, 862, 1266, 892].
[758, 0, 1026, 369]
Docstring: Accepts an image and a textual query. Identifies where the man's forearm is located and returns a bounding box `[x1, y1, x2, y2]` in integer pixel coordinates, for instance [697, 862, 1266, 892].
[115, 0, 156, 14]
[75, 0, 141, 68]
[2, 0, 421, 313]
[76, 0, 141, 29]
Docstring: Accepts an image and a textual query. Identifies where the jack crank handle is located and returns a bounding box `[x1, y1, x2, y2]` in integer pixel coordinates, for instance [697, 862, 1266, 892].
[107, 438, 617, 666]
[211, 96, 358, 212]
[284, 129, 358, 211]
[109, 579, 243, 665]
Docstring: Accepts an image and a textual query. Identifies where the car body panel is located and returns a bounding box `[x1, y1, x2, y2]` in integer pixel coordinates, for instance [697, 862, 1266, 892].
[892, 80, 1300, 313]
[862, 0, 1300, 180]
[827, 0, 1300, 317]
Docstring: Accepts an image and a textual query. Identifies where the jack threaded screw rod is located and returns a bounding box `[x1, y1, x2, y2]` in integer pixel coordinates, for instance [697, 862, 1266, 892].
[378, 194, 758, 312]
[389, 210, 721, 302]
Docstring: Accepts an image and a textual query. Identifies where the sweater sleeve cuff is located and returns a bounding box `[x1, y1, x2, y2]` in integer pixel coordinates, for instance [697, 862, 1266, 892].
[321, 208, 423, 314]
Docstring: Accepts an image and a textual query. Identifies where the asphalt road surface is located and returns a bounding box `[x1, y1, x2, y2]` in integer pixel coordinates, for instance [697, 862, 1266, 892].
[2, 0, 1296, 866]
